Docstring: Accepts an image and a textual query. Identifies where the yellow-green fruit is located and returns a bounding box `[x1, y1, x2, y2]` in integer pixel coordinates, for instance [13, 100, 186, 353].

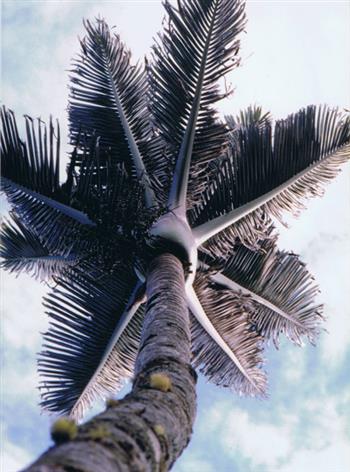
[51, 417, 77, 444]
[149, 373, 172, 392]
[154, 424, 165, 437]
[105, 398, 120, 408]
[88, 425, 111, 440]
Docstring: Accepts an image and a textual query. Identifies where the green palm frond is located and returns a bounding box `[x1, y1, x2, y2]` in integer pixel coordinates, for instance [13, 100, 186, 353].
[0, 106, 93, 223]
[193, 106, 350, 254]
[191, 234, 323, 392]
[1, 109, 153, 260]
[1, 180, 95, 254]
[0, 107, 96, 251]
[72, 146, 155, 235]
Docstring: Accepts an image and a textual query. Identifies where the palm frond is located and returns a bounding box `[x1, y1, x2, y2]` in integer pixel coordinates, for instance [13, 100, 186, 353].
[187, 283, 266, 396]
[2, 178, 95, 254]
[2, 177, 95, 226]
[69, 19, 159, 208]
[1, 106, 61, 197]
[72, 144, 157, 237]
[189, 105, 273, 254]
[191, 157, 273, 256]
[0, 109, 149, 260]
[226, 105, 272, 130]
[1, 175, 139, 277]
[208, 239, 323, 347]
[1, 106, 96, 232]
[2, 135, 154, 278]
[149, 0, 246, 210]
[193, 106, 350, 252]
[0, 214, 76, 280]
[39, 267, 145, 419]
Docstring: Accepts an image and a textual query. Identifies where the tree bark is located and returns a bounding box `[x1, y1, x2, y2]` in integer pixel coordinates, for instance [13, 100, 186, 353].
[24, 254, 197, 472]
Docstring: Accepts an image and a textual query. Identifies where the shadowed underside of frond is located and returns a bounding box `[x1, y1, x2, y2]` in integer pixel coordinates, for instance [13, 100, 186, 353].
[225, 105, 272, 131]
[39, 268, 144, 419]
[1, 107, 154, 268]
[1, 178, 94, 255]
[0, 107, 98, 251]
[1, 106, 61, 197]
[210, 239, 323, 347]
[0, 214, 76, 280]
[192, 106, 350, 254]
[70, 283, 145, 420]
[190, 273, 266, 396]
[1, 175, 146, 284]
[191, 157, 273, 256]
[72, 146, 156, 237]
[190, 104, 274, 244]
[149, 0, 246, 209]
[69, 19, 162, 207]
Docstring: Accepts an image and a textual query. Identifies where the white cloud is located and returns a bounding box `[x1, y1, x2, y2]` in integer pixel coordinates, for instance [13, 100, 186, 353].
[2, 273, 48, 350]
[84, 1, 166, 60]
[320, 305, 350, 368]
[279, 345, 306, 385]
[300, 396, 349, 450]
[38, 1, 81, 26]
[221, 407, 292, 469]
[198, 387, 350, 472]
[2, 358, 39, 403]
[203, 400, 229, 434]
[1, 440, 32, 472]
[280, 441, 350, 472]
[176, 455, 215, 472]
[218, 0, 350, 118]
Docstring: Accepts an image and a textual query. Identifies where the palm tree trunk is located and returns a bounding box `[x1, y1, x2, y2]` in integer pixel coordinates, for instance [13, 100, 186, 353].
[25, 253, 197, 472]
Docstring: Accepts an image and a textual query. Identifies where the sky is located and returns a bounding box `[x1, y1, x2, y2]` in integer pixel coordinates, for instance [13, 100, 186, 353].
[1, 1, 350, 471]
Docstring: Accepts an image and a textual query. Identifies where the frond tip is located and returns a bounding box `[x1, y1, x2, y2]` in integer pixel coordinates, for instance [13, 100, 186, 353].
[1, 106, 60, 197]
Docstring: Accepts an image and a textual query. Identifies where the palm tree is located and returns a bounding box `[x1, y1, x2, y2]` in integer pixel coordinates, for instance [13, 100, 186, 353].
[1, 0, 349, 470]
